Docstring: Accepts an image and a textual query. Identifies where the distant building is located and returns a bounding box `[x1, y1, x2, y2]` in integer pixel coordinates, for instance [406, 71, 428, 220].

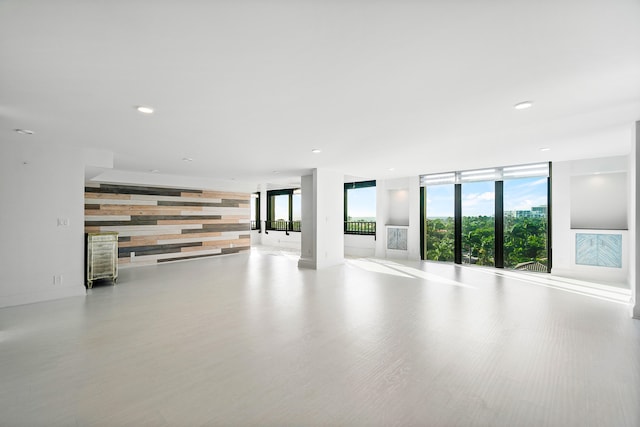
[513, 205, 547, 218]
[532, 206, 547, 216]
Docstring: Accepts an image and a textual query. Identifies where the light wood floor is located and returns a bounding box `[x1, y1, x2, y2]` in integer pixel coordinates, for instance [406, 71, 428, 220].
[1, 247, 639, 426]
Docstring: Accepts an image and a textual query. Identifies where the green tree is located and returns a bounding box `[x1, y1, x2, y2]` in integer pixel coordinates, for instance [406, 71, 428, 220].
[504, 217, 547, 267]
[425, 215, 547, 269]
[426, 217, 455, 261]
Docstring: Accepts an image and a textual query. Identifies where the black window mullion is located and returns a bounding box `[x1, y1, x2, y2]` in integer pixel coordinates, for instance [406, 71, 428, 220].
[495, 181, 504, 268]
[344, 188, 348, 233]
[454, 183, 462, 264]
[420, 186, 426, 260]
[547, 162, 552, 273]
[345, 180, 375, 190]
[257, 193, 261, 232]
[288, 193, 293, 231]
[256, 193, 261, 223]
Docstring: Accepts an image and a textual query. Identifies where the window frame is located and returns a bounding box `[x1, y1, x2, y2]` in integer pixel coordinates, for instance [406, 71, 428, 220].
[250, 192, 260, 231]
[344, 180, 376, 236]
[266, 188, 301, 232]
[420, 162, 551, 272]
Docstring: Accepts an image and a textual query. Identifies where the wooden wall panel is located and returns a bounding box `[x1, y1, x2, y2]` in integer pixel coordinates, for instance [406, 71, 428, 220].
[85, 183, 250, 267]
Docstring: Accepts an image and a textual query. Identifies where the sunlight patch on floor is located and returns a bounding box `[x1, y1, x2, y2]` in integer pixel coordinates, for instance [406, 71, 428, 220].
[346, 258, 476, 289]
[471, 266, 631, 305]
[346, 258, 413, 278]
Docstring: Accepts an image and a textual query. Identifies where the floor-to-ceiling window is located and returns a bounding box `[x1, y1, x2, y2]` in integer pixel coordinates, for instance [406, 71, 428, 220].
[420, 163, 550, 272]
[424, 182, 455, 261]
[503, 166, 549, 270]
[461, 177, 495, 266]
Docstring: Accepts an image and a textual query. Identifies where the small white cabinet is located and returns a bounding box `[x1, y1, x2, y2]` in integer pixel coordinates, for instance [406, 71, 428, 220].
[386, 225, 409, 258]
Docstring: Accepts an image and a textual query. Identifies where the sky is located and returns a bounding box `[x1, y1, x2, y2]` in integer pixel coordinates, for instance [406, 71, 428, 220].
[269, 187, 377, 221]
[347, 187, 376, 218]
[261, 176, 546, 221]
[272, 194, 301, 221]
[427, 176, 548, 217]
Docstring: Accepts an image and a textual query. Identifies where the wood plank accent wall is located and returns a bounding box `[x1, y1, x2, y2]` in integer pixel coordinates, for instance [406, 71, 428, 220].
[85, 183, 250, 267]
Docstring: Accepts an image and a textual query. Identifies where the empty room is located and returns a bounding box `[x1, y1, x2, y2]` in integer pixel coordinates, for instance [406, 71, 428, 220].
[1, 1, 639, 426]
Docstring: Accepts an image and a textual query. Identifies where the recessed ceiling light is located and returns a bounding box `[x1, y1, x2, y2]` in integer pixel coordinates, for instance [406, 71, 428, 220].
[540, 147, 551, 152]
[311, 149, 322, 154]
[182, 157, 193, 162]
[15, 129, 34, 135]
[136, 106, 154, 114]
[514, 101, 533, 110]
[273, 171, 280, 174]
[388, 167, 395, 171]
[150, 169, 160, 173]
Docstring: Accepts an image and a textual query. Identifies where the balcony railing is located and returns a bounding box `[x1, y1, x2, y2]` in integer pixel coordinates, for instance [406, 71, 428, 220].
[265, 220, 301, 234]
[261, 220, 375, 236]
[250, 220, 260, 231]
[344, 221, 376, 236]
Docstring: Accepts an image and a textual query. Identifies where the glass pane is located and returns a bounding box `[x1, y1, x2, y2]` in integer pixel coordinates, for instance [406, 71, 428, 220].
[292, 193, 301, 232]
[273, 195, 288, 221]
[346, 187, 376, 221]
[292, 194, 301, 221]
[346, 186, 376, 234]
[462, 181, 495, 266]
[425, 185, 455, 262]
[504, 177, 548, 271]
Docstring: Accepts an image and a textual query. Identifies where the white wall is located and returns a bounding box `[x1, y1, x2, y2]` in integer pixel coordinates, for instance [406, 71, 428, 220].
[407, 177, 421, 260]
[570, 172, 627, 229]
[388, 189, 410, 225]
[632, 122, 639, 318]
[250, 229, 262, 245]
[261, 229, 302, 250]
[344, 234, 376, 257]
[299, 174, 313, 259]
[314, 168, 344, 269]
[551, 156, 630, 286]
[375, 177, 421, 260]
[298, 169, 344, 269]
[0, 142, 85, 308]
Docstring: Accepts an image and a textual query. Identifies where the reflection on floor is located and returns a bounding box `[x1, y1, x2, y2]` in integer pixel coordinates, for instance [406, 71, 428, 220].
[1, 246, 638, 426]
[350, 257, 630, 305]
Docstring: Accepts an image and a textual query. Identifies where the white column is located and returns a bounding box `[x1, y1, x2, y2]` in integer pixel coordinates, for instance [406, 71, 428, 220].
[260, 184, 268, 241]
[298, 168, 344, 269]
[299, 174, 314, 263]
[407, 176, 421, 260]
[633, 121, 640, 319]
[375, 180, 388, 258]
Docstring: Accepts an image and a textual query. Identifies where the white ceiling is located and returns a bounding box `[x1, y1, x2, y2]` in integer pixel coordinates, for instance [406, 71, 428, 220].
[2, 0, 639, 191]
